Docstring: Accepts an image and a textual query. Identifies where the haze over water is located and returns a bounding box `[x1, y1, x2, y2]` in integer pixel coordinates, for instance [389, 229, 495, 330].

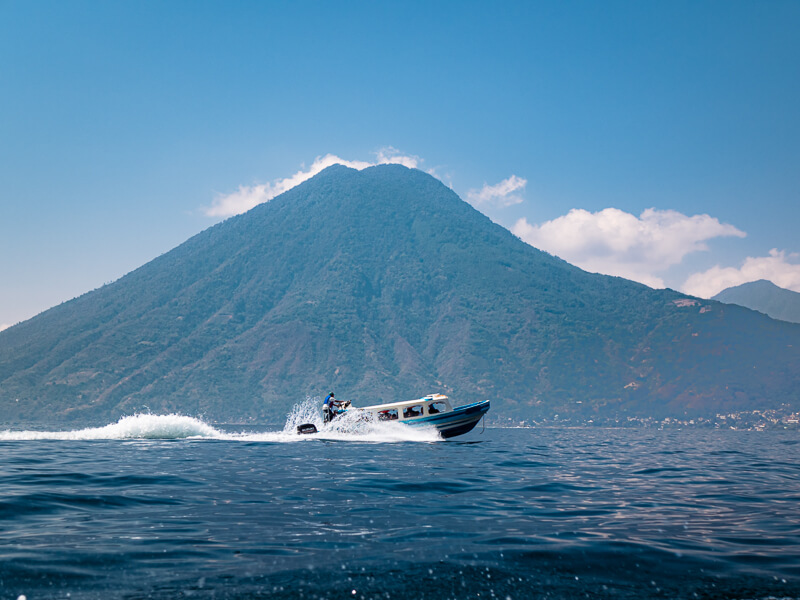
[2, 411, 799, 599]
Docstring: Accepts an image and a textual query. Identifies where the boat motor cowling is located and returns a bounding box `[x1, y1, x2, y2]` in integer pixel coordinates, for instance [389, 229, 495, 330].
[297, 423, 318, 435]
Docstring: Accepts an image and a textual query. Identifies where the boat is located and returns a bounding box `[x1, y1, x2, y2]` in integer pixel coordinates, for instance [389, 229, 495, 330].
[356, 394, 490, 438]
[296, 394, 490, 438]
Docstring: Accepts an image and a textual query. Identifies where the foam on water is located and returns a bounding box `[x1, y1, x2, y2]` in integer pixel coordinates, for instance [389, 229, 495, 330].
[0, 399, 441, 443]
[0, 413, 222, 441]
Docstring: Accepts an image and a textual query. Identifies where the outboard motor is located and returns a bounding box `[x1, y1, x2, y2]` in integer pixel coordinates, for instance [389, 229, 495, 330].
[297, 423, 318, 435]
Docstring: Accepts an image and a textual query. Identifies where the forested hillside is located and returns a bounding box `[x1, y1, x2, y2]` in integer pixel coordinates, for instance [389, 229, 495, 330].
[1, 165, 798, 425]
[714, 280, 800, 324]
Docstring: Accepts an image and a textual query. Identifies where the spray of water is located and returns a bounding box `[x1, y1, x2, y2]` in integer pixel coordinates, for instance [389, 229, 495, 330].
[0, 413, 222, 441]
[281, 396, 325, 433]
[243, 397, 441, 443]
[0, 399, 441, 443]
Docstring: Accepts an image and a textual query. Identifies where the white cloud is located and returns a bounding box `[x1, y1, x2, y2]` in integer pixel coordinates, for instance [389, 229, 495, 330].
[467, 175, 527, 208]
[204, 148, 422, 218]
[682, 249, 800, 298]
[375, 147, 421, 169]
[512, 207, 746, 289]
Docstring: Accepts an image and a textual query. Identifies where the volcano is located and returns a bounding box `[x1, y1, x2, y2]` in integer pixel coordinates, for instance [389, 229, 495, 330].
[1, 164, 799, 425]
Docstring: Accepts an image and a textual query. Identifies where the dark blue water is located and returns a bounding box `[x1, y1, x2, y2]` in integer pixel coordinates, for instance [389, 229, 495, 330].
[2, 421, 800, 599]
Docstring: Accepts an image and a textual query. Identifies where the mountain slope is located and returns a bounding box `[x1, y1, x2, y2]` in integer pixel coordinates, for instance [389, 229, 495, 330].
[1, 165, 799, 425]
[713, 280, 800, 324]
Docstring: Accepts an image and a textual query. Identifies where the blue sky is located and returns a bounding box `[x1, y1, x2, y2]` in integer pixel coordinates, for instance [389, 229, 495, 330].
[2, 1, 799, 329]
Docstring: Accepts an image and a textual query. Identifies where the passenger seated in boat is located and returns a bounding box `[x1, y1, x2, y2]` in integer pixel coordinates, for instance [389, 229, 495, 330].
[378, 409, 398, 421]
[404, 405, 423, 418]
[428, 404, 440, 414]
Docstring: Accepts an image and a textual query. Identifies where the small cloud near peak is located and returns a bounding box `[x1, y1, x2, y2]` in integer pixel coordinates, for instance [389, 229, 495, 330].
[467, 175, 527, 208]
[375, 147, 420, 169]
[204, 148, 422, 218]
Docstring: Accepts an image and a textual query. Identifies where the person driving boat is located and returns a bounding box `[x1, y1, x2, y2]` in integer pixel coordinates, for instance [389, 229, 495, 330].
[322, 392, 347, 423]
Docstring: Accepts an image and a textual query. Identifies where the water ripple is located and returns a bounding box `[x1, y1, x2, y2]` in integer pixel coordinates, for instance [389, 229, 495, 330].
[0, 427, 799, 599]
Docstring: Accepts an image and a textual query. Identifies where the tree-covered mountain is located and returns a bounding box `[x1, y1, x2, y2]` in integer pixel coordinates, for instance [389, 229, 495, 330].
[1, 165, 799, 426]
[713, 280, 800, 325]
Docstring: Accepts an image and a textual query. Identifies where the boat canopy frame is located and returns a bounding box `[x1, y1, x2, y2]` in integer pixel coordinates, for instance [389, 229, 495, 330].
[358, 394, 452, 414]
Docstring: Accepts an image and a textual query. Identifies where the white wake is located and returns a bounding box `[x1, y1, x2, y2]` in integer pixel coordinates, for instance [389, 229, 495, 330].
[0, 413, 221, 441]
[0, 399, 441, 443]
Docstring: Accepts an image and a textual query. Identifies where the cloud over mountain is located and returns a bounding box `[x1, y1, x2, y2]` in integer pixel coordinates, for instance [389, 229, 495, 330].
[683, 249, 800, 298]
[512, 208, 746, 288]
[203, 149, 421, 218]
[467, 175, 527, 208]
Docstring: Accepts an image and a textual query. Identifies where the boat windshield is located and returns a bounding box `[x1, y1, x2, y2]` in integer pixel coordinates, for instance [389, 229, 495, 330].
[428, 401, 447, 415]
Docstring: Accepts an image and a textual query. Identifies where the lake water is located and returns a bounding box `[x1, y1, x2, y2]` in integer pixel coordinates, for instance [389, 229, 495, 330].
[1, 407, 799, 599]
